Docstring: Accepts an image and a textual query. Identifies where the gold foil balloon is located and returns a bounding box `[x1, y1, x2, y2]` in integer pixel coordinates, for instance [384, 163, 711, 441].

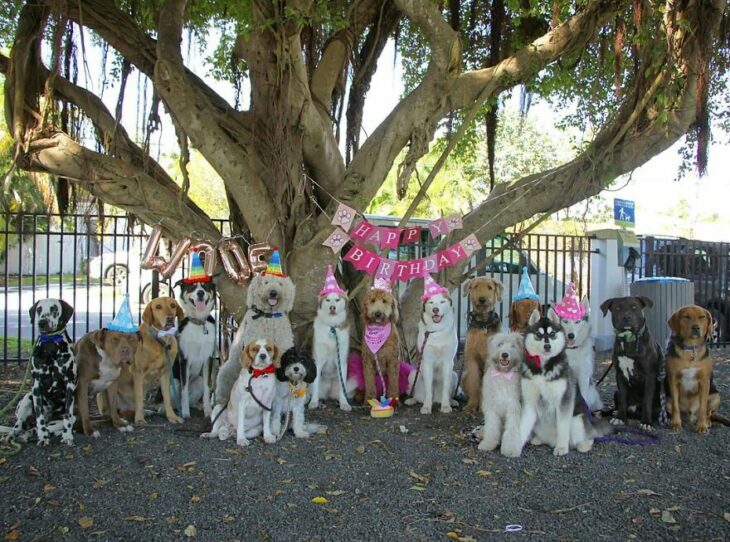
[248, 243, 272, 277]
[160, 238, 191, 279]
[140, 225, 166, 271]
[218, 239, 252, 285]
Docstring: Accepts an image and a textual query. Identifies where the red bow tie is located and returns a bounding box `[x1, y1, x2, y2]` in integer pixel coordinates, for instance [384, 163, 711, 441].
[525, 352, 542, 368]
[250, 364, 276, 378]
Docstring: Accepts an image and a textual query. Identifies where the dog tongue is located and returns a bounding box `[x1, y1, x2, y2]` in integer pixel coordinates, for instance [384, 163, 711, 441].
[432, 315, 442, 323]
[268, 298, 278, 307]
[195, 301, 206, 312]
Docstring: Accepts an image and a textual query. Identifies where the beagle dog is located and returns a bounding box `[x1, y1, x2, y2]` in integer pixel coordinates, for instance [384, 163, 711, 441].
[666, 305, 721, 433]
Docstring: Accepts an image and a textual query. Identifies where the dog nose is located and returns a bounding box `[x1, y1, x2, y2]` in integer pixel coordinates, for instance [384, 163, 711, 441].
[432, 307, 440, 315]
[478, 297, 486, 304]
[543, 344, 552, 352]
[567, 333, 575, 340]
[259, 353, 267, 360]
[501, 352, 509, 359]
[38, 318, 49, 328]
[691, 324, 700, 332]
[269, 290, 278, 298]
[374, 311, 382, 318]
[293, 366, 300, 372]
[120, 346, 130, 355]
[196, 291, 205, 300]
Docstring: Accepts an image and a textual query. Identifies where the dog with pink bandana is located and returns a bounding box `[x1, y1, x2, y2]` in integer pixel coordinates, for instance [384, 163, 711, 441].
[404, 274, 459, 414]
[554, 283, 603, 412]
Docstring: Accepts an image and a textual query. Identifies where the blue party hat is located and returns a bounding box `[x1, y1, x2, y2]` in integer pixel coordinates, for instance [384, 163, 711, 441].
[514, 267, 539, 301]
[106, 294, 139, 333]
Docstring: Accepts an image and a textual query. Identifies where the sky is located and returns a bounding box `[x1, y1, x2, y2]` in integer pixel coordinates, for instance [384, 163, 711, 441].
[71, 30, 730, 242]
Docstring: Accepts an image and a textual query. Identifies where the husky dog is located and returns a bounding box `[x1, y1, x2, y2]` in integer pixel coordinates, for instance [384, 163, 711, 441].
[478, 332, 523, 457]
[560, 297, 603, 412]
[519, 309, 603, 456]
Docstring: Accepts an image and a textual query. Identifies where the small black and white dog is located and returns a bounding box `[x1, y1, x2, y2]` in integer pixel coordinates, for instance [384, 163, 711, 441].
[270, 348, 326, 439]
[3, 299, 77, 446]
[519, 308, 604, 456]
[175, 281, 217, 418]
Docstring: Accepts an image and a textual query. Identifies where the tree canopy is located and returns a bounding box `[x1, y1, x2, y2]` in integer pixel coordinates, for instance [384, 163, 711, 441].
[1, 0, 727, 342]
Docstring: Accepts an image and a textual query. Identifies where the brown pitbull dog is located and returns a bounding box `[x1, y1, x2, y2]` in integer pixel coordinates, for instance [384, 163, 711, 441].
[461, 277, 504, 413]
[74, 329, 139, 437]
[666, 305, 721, 433]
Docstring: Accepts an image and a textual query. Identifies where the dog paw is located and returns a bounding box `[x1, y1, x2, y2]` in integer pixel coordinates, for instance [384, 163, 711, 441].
[639, 423, 654, 432]
[182, 411, 191, 419]
[339, 402, 352, 412]
[695, 421, 710, 433]
[576, 440, 593, 453]
[118, 425, 134, 433]
[135, 418, 146, 427]
[404, 398, 416, 406]
[61, 433, 74, 446]
[203, 408, 212, 418]
[168, 415, 184, 424]
[420, 405, 432, 415]
[200, 432, 213, 439]
[440, 405, 453, 414]
[91, 430, 101, 439]
[450, 399, 459, 408]
[37, 437, 50, 447]
[308, 401, 320, 411]
[609, 417, 624, 426]
[236, 437, 250, 447]
[264, 434, 277, 444]
[500, 445, 523, 458]
[294, 431, 311, 439]
[529, 436, 543, 446]
[478, 438, 498, 452]
[463, 403, 479, 414]
[553, 445, 569, 457]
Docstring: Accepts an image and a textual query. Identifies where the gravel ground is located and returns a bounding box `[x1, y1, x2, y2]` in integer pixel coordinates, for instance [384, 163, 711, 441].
[0, 354, 729, 542]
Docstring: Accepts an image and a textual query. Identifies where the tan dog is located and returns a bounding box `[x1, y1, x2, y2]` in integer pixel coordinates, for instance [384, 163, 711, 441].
[666, 305, 720, 433]
[461, 277, 504, 413]
[75, 329, 139, 437]
[509, 298, 541, 333]
[361, 288, 400, 402]
[113, 297, 184, 426]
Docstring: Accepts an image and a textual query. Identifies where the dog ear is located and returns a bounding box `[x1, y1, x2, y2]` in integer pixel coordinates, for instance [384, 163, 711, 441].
[599, 298, 615, 317]
[667, 309, 682, 335]
[547, 307, 560, 326]
[272, 343, 281, 368]
[89, 328, 106, 348]
[703, 307, 714, 342]
[492, 279, 504, 301]
[280, 277, 296, 313]
[240, 343, 254, 370]
[580, 296, 590, 316]
[462, 278, 472, 297]
[303, 352, 317, 384]
[173, 278, 185, 289]
[175, 302, 185, 324]
[28, 301, 39, 323]
[142, 303, 154, 325]
[637, 296, 654, 310]
[59, 300, 74, 326]
[508, 303, 518, 330]
[528, 308, 541, 326]
[390, 295, 400, 323]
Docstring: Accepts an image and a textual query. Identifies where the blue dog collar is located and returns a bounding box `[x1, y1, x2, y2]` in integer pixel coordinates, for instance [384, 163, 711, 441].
[37, 329, 67, 346]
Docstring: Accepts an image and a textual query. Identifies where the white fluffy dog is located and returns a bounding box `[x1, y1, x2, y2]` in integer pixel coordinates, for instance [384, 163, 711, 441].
[405, 277, 458, 414]
[310, 292, 351, 411]
[215, 271, 295, 408]
[202, 339, 279, 446]
[478, 332, 523, 457]
[560, 298, 603, 412]
[271, 348, 326, 439]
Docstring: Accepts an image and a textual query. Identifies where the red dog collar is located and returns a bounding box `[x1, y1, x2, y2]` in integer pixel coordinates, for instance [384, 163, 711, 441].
[250, 364, 276, 378]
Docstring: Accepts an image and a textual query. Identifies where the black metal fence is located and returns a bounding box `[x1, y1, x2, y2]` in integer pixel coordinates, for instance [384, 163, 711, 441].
[1, 212, 594, 363]
[631, 236, 730, 345]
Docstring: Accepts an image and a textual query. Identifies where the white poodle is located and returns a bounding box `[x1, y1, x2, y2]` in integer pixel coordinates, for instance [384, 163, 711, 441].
[478, 332, 524, 457]
[215, 273, 295, 408]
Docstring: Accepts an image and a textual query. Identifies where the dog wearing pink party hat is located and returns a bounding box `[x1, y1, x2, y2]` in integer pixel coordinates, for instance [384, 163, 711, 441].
[554, 283, 603, 412]
[310, 265, 354, 411]
[405, 274, 459, 414]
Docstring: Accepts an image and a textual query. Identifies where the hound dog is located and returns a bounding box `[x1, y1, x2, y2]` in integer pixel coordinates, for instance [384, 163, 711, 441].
[509, 298, 541, 333]
[203, 339, 279, 446]
[75, 328, 139, 437]
[666, 305, 721, 433]
[361, 288, 401, 402]
[4, 299, 77, 446]
[175, 281, 217, 418]
[461, 277, 504, 413]
[111, 297, 184, 426]
[601, 296, 665, 431]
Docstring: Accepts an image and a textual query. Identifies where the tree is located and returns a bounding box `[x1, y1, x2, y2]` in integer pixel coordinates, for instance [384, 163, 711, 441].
[1, 0, 727, 348]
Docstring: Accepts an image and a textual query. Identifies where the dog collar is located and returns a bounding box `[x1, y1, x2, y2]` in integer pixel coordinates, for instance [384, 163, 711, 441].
[37, 328, 67, 345]
[289, 382, 307, 398]
[675, 341, 706, 360]
[251, 306, 284, 320]
[468, 310, 500, 330]
[489, 367, 516, 380]
[615, 325, 646, 343]
[525, 351, 542, 368]
[250, 364, 276, 378]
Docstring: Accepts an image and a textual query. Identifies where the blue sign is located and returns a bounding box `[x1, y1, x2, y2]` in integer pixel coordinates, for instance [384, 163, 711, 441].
[614, 198, 635, 228]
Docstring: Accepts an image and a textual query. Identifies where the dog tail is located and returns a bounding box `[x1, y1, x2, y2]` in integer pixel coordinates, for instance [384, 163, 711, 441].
[588, 416, 615, 438]
[711, 413, 730, 427]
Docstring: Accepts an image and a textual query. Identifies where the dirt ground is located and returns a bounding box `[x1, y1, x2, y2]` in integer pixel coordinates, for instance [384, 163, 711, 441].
[0, 353, 728, 542]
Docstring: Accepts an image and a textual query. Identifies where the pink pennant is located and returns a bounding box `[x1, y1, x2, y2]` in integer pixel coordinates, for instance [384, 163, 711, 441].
[460, 233, 482, 257]
[361, 248, 381, 274]
[445, 214, 463, 232]
[322, 227, 350, 254]
[401, 227, 422, 245]
[423, 254, 439, 273]
[344, 245, 366, 270]
[428, 218, 449, 239]
[375, 258, 397, 281]
[393, 261, 411, 282]
[350, 220, 375, 241]
[380, 227, 402, 249]
[445, 243, 468, 265]
[331, 203, 357, 232]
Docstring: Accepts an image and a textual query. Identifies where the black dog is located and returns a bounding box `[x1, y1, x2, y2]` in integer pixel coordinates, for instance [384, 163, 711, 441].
[4, 299, 77, 446]
[601, 296, 666, 431]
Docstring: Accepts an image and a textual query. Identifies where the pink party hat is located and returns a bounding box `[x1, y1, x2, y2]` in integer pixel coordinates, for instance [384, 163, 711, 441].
[421, 273, 449, 301]
[554, 282, 585, 320]
[372, 276, 392, 294]
[319, 264, 346, 296]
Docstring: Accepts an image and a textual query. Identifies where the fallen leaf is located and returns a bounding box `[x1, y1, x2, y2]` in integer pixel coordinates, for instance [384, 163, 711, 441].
[165, 516, 179, 525]
[28, 465, 41, 477]
[43, 484, 56, 493]
[0, 458, 7, 466]
[724, 512, 730, 523]
[523, 469, 535, 477]
[674, 445, 681, 453]
[311, 497, 328, 504]
[326, 490, 345, 496]
[649, 508, 661, 515]
[221, 515, 235, 523]
[275, 457, 287, 465]
[176, 462, 197, 472]
[409, 485, 427, 492]
[148, 492, 159, 500]
[190, 495, 201, 503]
[90, 531, 108, 536]
[82, 444, 92, 453]
[661, 510, 677, 524]
[637, 489, 660, 497]
[91, 479, 108, 489]
[122, 516, 148, 522]
[355, 445, 365, 454]
[184, 524, 197, 538]
[279, 479, 294, 484]
[624, 479, 636, 484]
[666, 506, 680, 512]
[4, 523, 20, 541]
[461, 458, 477, 465]
[56, 526, 69, 535]
[409, 471, 429, 483]
[78, 517, 94, 529]
[446, 532, 460, 540]
[476, 470, 492, 477]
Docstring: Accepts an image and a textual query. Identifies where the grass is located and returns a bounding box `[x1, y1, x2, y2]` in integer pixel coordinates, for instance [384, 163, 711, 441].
[0, 273, 101, 288]
[1, 337, 34, 361]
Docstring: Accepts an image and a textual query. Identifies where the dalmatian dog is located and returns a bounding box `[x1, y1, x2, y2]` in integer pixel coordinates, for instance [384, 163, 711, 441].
[3, 299, 77, 446]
